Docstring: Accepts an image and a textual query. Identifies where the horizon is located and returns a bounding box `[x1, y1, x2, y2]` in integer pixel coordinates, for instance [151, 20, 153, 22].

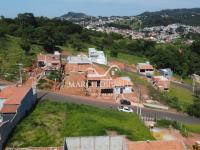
[0, 0, 200, 18]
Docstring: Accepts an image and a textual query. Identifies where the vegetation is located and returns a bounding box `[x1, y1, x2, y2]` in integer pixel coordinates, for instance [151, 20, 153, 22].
[157, 119, 200, 136]
[148, 85, 183, 111]
[156, 119, 188, 137]
[187, 100, 200, 118]
[46, 70, 62, 82]
[138, 8, 200, 27]
[185, 124, 200, 135]
[37, 79, 53, 90]
[108, 52, 147, 65]
[0, 35, 43, 81]
[1, 13, 200, 79]
[106, 18, 142, 30]
[0, 13, 200, 116]
[8, 100, 154, 147]
[167, 84, 194, 111]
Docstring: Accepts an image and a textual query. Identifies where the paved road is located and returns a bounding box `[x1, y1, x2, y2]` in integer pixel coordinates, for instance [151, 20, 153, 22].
[37, 91, 200, 124]
[171, 80, 193, 91]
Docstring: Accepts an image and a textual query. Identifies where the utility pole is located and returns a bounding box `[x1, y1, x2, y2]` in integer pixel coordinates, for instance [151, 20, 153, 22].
[18, 63, 23, 85]
[193, 76, 196, 94]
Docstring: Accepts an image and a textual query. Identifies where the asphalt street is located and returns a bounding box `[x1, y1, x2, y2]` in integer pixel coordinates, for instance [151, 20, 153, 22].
[37, 91, 200, 124]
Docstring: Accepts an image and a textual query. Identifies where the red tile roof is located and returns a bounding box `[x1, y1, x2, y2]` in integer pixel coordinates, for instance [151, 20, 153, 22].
[138, 63, 154, 70]
[0, 86, 31, 105]
[0, 104, 18, 113]
[37, 54, 60, 64]
[65, 64, 93, 73]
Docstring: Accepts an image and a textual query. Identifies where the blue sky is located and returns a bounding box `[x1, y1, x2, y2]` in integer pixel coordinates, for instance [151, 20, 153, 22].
[0, 0, 200, 18]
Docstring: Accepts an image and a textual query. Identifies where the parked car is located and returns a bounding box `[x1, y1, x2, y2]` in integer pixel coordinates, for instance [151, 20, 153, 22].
[118, 106, 133, 113]
[120, 99, 131, 105]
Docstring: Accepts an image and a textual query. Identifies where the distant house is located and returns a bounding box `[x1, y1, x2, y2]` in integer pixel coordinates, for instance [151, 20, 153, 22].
[67, 54, 92, 64]
[65, 54, 92, 73]
[63, 55, 135, 100]
[136, 62, 154, 77]
[86, 66, 133, 97]
[88, 48, 107, 65]
[113, 77, 133, 94]
[152, 76, 170, 91]
[0, 85, 36, 149]
[159, 68, 173, 79]
[37, 51, 61, 70]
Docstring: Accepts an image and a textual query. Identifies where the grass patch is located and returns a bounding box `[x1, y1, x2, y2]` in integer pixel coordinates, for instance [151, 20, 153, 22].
[156, 119, 188, 137]
[0, 35, 43, 81]
[174, 74, 193, 85]
[185, 124, 200, 134]
[108, 52, 147, 65]
[167, 84, 194, 111]
[8, 100, 154, 147]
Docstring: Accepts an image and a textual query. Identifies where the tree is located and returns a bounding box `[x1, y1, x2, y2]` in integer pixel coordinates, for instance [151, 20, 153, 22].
[191, 40, 200, 55]
[16, 13, 37, 27]
[189, 52, 200, 75]
[35, 26, 56, 52]
[0, 28, 5, 38]
[110, 50, 118, 57]
[187, 100, 200, 118]
[72, 40, 85, 51]
[20, 39, 31, 54]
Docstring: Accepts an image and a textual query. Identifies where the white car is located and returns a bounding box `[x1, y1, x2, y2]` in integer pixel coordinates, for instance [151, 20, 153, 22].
[118, 106, 133, 113]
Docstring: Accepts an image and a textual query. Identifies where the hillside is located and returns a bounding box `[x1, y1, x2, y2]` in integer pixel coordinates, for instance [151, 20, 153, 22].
[8, 100, 154, 147]
[60, 8, 200, 28]
[0, 35, 43, 81]
[138, 8, 200, 27]
[60, 12, 93, 20]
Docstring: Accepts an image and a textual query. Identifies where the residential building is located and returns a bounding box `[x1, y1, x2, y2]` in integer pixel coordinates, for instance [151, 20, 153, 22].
[136, 62, 154, 77]
[86, 66, 133, 97]
[67, 54, 92, 64]
[152, 76, 170, 91]
[65, 54, 92, 74]
[37, 51, 61, 71]
[113, 77, 133, 94]
[0, 85, 36, 149]
[159, 68, 173, 79]
[88, 48, 107, 65]
[62, 54, 93, 95]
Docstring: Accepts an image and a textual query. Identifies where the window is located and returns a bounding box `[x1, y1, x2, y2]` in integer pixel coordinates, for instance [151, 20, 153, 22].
[88, 81, 92, 87]
[101, 89, 113, 94]
[140, 69, 145, 72]
[97, 80, 100, 87]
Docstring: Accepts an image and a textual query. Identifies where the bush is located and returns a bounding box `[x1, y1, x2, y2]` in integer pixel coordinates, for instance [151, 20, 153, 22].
[37, 79, 53, 90]
[156, 119, 188, 137]
[46, 70, 61, 82]
[110, 50, 118, 57]
[187, 100, 200, 118]
[148, 85, 183, 111]
[194, 89, 200, 98]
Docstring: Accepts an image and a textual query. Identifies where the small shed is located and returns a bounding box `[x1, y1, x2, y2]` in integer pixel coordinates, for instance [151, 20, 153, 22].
[159, 68, 173, 79]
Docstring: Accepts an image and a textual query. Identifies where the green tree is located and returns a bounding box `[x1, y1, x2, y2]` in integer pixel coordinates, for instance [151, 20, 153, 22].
[110, 50, 118, 57]
[187, 100, 200, 118]
[16, 13, 37, 27]
[20, 39, 31, 54]
[191, 40, 200, 55]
